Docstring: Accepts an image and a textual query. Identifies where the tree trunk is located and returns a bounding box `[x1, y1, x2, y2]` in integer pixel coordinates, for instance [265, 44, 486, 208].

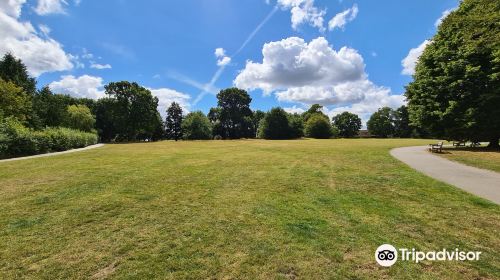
[487, 137, 499, 149]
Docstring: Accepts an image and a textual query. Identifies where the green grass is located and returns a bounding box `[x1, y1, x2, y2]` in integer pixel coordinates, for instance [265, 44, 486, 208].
[440, 147, 500, 173]
[0, 139, 499, 279]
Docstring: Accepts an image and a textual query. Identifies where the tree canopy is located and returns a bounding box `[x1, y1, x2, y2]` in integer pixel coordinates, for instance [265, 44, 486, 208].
[367, 107, 394, 138]
[182, 111, 212, 140]
[332, 112, 362, 138]
[305, 114, 335, 139]
[405, 0, 500, 147]
[213, 88, 253, 139]
[165, 102, 183, 141]
[65, 105, 95, 132]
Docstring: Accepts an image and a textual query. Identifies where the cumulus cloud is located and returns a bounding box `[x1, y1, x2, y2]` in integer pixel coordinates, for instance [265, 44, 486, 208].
[149, 88, 191, 116]
[90, 62, 111, 69]
[215, 47, 231, 66]
[0, 0, 73, 77]
[277, 0, 326, 32]
[49, 75, 105, 99]
[34, 0, 68, 15]
[328, 4, 358, 31]
[235, 37, 365, 94]
[435, 8, 456, 28]
[401, 39, 430, 75]
[0, 0, 26, 17]
[235, 36, 404, 125]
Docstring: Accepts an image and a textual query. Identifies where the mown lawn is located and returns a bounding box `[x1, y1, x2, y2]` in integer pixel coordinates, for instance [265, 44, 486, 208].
[0, 139, 498, 279]
[441, 147, 500, 173]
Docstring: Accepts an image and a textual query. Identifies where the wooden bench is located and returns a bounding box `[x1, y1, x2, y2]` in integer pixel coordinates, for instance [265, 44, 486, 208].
[453, 141, 466, 147]
[429, 141, 443, 153]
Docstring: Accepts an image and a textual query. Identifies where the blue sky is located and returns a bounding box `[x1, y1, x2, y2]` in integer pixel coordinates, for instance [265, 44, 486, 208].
[1, 0, 459, 122]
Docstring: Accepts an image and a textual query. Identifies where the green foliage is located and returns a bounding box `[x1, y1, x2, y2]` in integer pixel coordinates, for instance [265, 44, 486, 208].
[33, 86, 96, 129]
[302, 104, 328, 122]
[288, 113, 304, 138]
[213, 88, 253, 139]
[405, 0, 500, 146]
[96, 81, 162, 142]
[251, 110, 266, 138]
[258, 108, 293, 140]
[304, 114, 334, 139]
[165, 102, 183, 141]
[0, 78, 32, 124]
[332, 112, 362, 138]
[182, 111, 212, 140]
[65, 105, 96, 132]
[0, 118, 98, 158]
[367, 107, 394, 138]
[392, 106, 412, 138]
[0, 53, 36, 96]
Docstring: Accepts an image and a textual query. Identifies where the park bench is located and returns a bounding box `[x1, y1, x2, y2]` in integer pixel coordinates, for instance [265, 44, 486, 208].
[429, 141, 443, 153]
[470, 142, 481, 147]
[453, 141, 466, 147]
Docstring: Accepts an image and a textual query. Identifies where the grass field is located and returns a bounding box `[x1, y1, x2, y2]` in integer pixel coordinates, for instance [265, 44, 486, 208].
[441, 147, 500, 173]
[0, 139, 499, 279]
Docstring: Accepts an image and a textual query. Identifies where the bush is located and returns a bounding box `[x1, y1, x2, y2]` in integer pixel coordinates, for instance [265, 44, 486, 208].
[305, 114, 335, 139]
[0, 118, 98, 158]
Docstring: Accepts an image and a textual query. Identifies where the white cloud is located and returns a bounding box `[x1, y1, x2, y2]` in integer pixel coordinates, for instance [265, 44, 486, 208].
[0, 0, 73, 77]
[49, 75, 105, 99]
[90, 62, 111, 69]
[328, 4, 358, 31]
[235, 36, 404, 125]
[0, 0, 26, 17]
[149, 88, 191, 116]
[401, 39, 430, 75]
[283, 105, 305, 114]
[34, 0, 68, 15]
[277, 0, 326, 32]
[38, 24, 50, 36]
[215, 47, 231, 66]
[435, 8, 456, 28]
[235, 37, 365, 94]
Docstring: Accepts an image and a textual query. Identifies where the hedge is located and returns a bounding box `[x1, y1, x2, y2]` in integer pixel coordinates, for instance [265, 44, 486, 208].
[0, 118, 98, 159]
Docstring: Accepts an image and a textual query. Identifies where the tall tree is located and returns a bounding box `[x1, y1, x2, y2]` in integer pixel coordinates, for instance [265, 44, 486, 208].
[165, 102, 183, 141]
[0, 79, 32, 123]
[405, 0, 500, 147]
[332, 112, 362, 138]
[215, 88, 253, 139]
[100, 81, 162, 141]
[393, 105, 412, 138]
[0, 53, 36, 96]
[367, 107, 395, 138]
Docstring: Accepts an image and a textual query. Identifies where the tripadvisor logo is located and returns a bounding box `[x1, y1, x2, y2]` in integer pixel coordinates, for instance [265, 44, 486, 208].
[375, 244, 482, 267]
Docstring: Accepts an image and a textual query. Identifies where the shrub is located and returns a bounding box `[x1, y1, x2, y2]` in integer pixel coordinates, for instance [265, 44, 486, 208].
[0, 118, 98, 158]
[305, 114, 335, 139]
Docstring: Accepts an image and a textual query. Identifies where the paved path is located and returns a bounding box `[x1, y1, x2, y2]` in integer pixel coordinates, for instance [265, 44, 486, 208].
[390, 146, 500, 204]
[0, 144, 105, 163]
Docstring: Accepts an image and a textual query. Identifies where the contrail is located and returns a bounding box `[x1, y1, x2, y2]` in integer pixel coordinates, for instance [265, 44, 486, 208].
[192, 5, 279, 105]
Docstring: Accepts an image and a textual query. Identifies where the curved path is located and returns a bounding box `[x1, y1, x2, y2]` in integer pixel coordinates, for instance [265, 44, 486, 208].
[0, 144, 105, 163]
[391, 146, 500, 204]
